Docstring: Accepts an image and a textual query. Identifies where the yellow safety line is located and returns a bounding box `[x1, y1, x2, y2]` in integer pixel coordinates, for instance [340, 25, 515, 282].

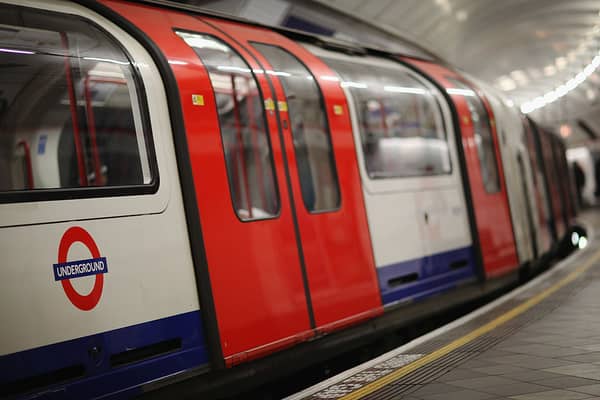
[339, 248, 600, 400]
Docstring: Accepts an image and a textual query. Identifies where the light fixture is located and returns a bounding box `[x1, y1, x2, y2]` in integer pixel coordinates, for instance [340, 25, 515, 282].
[520, 51, 600, 114]
[560, 124, 571, 138]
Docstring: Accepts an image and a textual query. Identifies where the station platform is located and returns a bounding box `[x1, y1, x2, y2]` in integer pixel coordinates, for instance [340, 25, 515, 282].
[287, 213, 600, 400]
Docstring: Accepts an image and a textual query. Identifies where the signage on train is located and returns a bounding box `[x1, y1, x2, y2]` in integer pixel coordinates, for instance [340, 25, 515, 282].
[52, 226, 108, 311]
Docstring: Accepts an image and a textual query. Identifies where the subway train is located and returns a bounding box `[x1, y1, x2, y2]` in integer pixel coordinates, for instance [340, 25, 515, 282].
[0, 1, 582, 399]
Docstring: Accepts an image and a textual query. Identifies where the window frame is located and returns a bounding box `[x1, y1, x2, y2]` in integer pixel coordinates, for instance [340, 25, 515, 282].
[300, 45, 463, 197]
[250, 41, 342, 214]
[176, 30, 282, 222]
[364, 88, 451, 180]
[0, 5, 159, 204]
[322, 55, 453, 181]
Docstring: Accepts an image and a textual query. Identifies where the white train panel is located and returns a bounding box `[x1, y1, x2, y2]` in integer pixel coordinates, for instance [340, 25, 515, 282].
[0, 0, 201, 357]
[305, 45, 474, 305]
[480, 86, 538, 263]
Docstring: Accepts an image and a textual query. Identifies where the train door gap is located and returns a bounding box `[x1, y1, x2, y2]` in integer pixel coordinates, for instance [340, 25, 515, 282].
[245, 51, 318, 329]
[190, 18, 317, 330]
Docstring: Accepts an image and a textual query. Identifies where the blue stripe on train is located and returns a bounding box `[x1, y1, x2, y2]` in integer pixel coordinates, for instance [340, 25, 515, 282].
[378, 246, 477, 306]
[1, 311, 208, 400]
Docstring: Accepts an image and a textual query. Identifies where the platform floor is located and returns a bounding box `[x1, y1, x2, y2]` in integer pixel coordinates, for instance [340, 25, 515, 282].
[287, 212, 600, 400]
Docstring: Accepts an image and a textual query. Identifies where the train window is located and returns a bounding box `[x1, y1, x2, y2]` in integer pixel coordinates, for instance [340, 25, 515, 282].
[322, 58, 451, 179]
[447, 79, 501, 193]
[176, 31, 279, 221]
[252, 43, 340, 212]
[0, 4, 154, 198]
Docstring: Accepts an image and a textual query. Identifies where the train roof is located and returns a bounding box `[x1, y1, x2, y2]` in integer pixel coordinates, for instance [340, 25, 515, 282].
[122, 0, 442, 62]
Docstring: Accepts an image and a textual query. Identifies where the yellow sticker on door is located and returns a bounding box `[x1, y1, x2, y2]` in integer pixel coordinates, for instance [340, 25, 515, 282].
[277, 101, 288, 112]
[264, 98, 275, 111]
[192, 94, 204, 106]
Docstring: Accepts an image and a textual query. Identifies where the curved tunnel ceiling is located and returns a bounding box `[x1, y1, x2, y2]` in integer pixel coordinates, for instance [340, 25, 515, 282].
[312, 0, 600, 147]
[187, 0, 600, 146]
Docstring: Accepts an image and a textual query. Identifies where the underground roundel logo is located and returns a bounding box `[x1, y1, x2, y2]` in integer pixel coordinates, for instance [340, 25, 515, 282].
[52, 227, 108, 311]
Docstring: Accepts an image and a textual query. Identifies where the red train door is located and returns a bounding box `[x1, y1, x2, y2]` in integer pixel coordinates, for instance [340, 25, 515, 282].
[104, 2, 314, 365]
[404, 59, 518, 278]
[198, 18, 383, 331]
[103, 1, 381, 367]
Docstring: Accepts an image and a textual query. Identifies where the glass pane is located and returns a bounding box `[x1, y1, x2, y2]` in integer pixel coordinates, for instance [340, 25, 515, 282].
[447, 79, 501, 193]
[176, 32, 279, 220]
[252, 43, 340, 212]
[322, 58, 451, 179]
[0, 4, 152, 193]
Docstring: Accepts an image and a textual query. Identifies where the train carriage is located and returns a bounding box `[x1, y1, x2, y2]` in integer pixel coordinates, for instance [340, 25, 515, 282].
[0, 1, 580, 399]
[470, 81, 541, 266]
[305, 44, 476, 307]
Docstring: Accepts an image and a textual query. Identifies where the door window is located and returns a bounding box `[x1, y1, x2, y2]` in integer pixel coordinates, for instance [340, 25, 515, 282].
[447, 79, 501, 193]
[177, 31, 280, 220]
[252, 43, 340, 212]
